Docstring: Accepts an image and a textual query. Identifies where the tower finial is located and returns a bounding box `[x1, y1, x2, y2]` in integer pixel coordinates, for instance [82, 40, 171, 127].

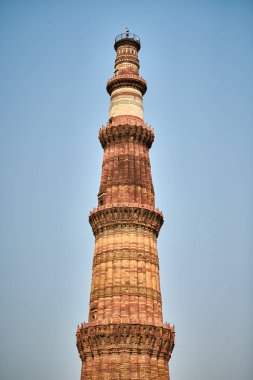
[126, 26, 129, 36]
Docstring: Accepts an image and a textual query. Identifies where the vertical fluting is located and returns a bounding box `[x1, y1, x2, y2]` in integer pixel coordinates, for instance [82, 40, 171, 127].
[77, 32, 174, 380]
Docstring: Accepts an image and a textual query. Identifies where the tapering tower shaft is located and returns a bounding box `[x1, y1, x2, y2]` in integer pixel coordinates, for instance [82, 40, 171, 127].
[108, 35, 146, 121]
[77, 31, 174, 380]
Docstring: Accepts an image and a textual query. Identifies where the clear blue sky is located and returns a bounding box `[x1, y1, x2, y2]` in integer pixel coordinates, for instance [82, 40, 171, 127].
[0, 1, 252, 379]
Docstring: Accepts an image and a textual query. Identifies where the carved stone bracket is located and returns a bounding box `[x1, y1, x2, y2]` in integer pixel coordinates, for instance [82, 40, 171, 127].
[76, 322, 175, 361]
[99, 122, 154, 149]
[89, 205, 163, 237]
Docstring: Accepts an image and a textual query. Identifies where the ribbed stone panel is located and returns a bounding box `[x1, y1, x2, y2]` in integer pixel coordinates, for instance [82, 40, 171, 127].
[98, 119, 155, 208]
[88, 205, 164, 325]
[77, 32, 175, 380]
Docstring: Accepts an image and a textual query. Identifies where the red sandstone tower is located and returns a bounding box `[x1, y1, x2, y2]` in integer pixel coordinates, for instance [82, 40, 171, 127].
[77, 30, 175, 379]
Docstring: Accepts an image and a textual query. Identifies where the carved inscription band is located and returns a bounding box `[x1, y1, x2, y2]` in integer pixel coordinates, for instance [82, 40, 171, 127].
[93, 250, 159, 268]
[102, 154, 153, 168]
[90, 286, 162, 303]
[77, 323, 175, 361]
[99, 177, 154, 191]
[115, 54, 140, 66]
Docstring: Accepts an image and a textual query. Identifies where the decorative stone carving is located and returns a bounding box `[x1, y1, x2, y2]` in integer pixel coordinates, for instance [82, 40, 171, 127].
[93, 249, 159, 267]
[90, 285, 162, 303]
[77, 322, 175, 361]
[99, 122, 154, 149]
[89, 205, 163, 237]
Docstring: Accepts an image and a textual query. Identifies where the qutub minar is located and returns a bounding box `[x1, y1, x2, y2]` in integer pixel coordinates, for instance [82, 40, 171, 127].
[77, 30, 175, 379]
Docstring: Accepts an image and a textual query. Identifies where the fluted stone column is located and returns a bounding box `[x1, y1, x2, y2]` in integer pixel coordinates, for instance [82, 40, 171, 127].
[77, 31, 175, 380]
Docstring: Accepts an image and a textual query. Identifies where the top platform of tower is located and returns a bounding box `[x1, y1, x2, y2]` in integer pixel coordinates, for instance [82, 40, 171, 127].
[114, 32, 141, 51]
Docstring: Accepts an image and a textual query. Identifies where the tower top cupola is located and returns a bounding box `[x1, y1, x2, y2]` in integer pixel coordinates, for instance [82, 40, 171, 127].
[114, 28, 141, 51]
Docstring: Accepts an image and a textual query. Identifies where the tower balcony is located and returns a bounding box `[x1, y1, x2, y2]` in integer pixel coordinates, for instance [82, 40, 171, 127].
[114, 31, 141, 51]
[107, 74, 147, 95]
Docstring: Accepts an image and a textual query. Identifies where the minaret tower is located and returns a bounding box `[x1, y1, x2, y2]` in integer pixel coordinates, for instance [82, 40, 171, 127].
[77, 30, 175, 380]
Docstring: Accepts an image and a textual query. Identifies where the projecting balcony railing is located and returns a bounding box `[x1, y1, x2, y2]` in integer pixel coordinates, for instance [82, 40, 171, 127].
[106, 74, 147, 95]
[115, 32, 140, 44]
